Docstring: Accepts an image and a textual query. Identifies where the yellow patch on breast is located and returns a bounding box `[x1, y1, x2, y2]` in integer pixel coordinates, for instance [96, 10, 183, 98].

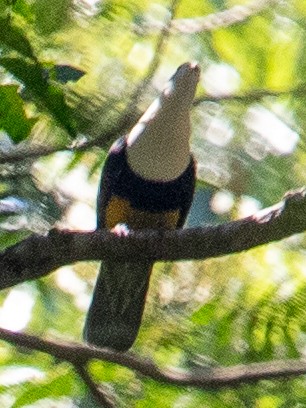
[105, 195, 180, 230]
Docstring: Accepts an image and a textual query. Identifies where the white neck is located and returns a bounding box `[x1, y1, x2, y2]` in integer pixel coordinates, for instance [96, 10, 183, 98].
[126, 62, 200, 182]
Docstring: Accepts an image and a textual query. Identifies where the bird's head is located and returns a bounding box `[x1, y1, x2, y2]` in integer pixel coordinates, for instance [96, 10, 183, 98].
[126, 62, 200, 181]
[163, 62, 201, 107]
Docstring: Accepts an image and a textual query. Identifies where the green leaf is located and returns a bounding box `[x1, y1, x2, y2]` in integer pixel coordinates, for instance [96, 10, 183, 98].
[0, 85, 37, 142]
[260, 319, 274, 360]
[12, 0, 34, 21]
[0, 57, 77, 137]
[0, 0, 8, 16]
[12, 369, 78, 408]
[0, 17, 36, 60]
[256, 395, 283, 408]
[0, 57, 48, 93]
[283, 326, 299, 359]
[45, 84, 77, 137]
[191, 303, 216, 325]
[138, 379, 183, 408]
[208, 0, 226, 9]
[215, 309, 238, 348]
[0, 230, 30, 250]
[32, 0, 72, 35]
[266, 25, 301, 90]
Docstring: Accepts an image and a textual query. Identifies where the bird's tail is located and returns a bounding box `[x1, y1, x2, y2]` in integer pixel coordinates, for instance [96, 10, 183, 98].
[83, 260, 153, 351]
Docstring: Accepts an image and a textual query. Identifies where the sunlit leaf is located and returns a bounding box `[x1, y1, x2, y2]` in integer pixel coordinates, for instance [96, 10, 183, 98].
[32, 0, 72, 35]
[0, 57, 77, 137]
[0, 17, 36, 60]
[0, 85, 37, 142]
[0, 230, 30, 250]
[11, 369, 78, 408]
[191, 302, 216, 325]
[256, 395, 283, 408]
[12, 0, 33, 21]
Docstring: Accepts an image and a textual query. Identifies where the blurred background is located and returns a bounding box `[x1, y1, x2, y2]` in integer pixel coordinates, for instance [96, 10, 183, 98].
[0, 0, 306, 406]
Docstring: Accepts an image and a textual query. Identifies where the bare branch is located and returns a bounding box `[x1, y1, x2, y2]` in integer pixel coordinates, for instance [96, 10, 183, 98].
[74, 363, 116, 408]
[0, 328, 305, 389]
[0, 187, 306, 290]
[137, 0, 280, 34]
[122, 0, 182, 112]
[171, 0, 280, 33]
[0, 81, 305, 165]
[193, 83, 306, 106]
[0, 108, 140, 165]
[142, 0, 182, 82]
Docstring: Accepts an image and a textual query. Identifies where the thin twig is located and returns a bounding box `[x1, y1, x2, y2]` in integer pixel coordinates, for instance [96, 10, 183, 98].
[193, 83, 306, 106]
[138, 0, 281, 34]
[127, 0, 182, 110]
[0, 328, 305, 389]
[0, 108, 140, 164]
[74, 363, 116, 408]
[0, 82, 305, 165]
[142, 0, 182, 83]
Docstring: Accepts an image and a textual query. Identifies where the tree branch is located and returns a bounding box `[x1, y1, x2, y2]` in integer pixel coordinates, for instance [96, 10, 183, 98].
[171, 0, 280, 33]
[0, 187, 305, 290]
[117, 0, 181, 117]
[0, 327, 305, 390]
[0, 107, 140, 165]
[74, 363, 116, 408]
[193, 83, 306, 105]
[0, 82, 305, 165]
[137, 0, 280, 34]
[137, 0, 182, 88]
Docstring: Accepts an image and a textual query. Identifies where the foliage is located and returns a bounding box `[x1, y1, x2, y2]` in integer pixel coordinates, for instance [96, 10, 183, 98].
[0, 0, 305, 407]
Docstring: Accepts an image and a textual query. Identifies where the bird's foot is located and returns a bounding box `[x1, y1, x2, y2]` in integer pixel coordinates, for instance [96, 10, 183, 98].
[111, 223, 130, 237]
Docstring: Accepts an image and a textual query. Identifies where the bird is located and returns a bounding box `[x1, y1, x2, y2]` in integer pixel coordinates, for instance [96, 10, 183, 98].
[83, 62, 200, 351]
